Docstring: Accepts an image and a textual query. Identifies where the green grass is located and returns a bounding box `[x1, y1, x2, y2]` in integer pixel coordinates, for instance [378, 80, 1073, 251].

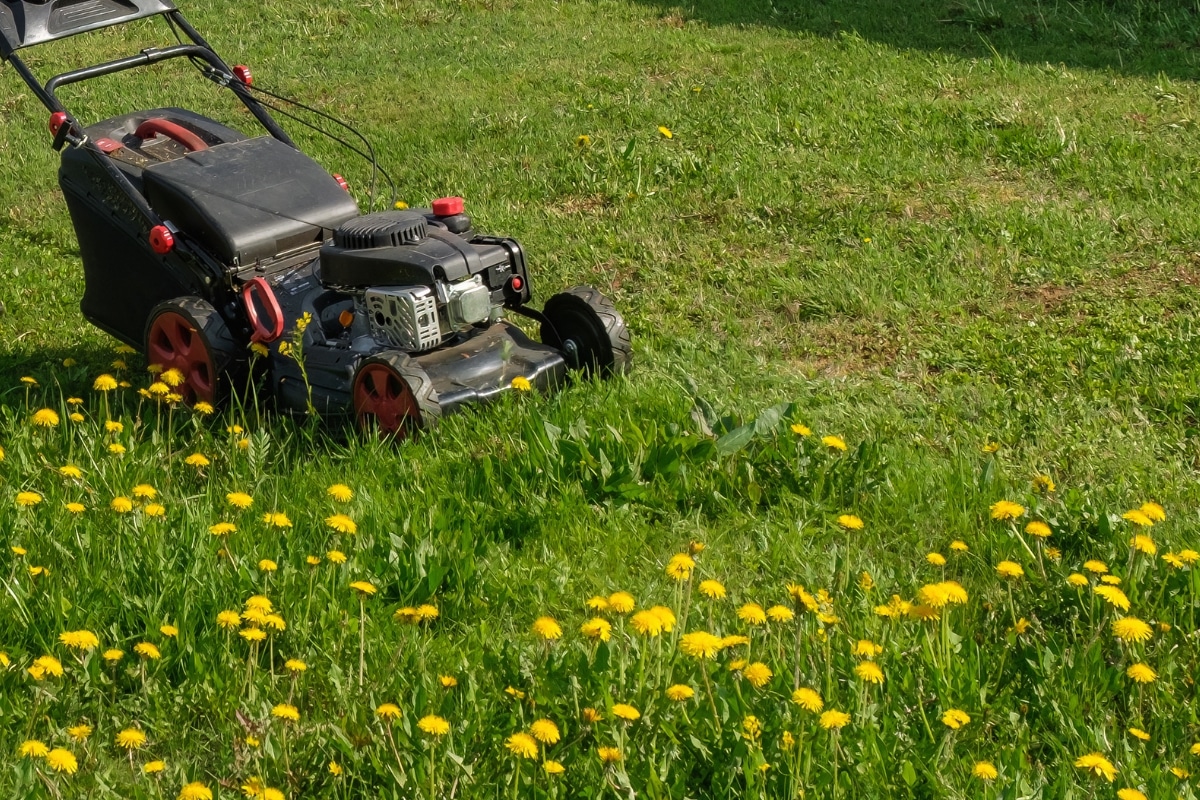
[1, 0, 1200, 797]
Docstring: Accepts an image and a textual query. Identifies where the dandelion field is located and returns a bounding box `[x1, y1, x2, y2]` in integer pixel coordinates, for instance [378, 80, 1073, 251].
[3, 0, 1200, 798]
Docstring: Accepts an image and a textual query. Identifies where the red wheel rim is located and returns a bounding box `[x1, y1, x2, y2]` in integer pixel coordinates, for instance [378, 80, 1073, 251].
[353, 362, 420, 436]
[147, 311, 216, 404]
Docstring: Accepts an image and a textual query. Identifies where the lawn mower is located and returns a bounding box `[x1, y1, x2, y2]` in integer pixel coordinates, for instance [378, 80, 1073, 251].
[0, 0, 630, 434]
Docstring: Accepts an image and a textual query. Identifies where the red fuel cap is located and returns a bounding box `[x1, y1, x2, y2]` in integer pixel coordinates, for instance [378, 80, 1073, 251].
[432, 196, 464, 216]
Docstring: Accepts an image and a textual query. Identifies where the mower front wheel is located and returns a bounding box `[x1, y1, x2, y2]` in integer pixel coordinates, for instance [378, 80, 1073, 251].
[145, 297, 240, 405]
[352, 352, 440, 438]
[540, 286, 631, 376]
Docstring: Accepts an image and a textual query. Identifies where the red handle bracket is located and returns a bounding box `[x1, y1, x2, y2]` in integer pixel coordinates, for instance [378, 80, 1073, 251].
[242, 277, 285, 344]
[135, 118, 209, 152]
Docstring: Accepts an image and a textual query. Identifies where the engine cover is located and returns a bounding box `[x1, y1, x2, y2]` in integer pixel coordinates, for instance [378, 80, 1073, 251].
[363, 286, 442, 351]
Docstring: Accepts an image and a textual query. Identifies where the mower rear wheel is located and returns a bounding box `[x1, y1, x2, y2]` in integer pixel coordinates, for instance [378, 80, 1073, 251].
[353, 352, 440, 438]
[145, 297, 239, 405]
[540, 286, 631, 376]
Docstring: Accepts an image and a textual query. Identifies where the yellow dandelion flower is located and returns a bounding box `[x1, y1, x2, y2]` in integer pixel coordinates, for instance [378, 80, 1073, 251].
[926, 552, 946, 566]
[178, 781, 212, 800]
[853, 639, 883, 659]
[327, 549, 347, 564]
[375, 703, 401, 720]
[324, 514, 357, 535]
[440, 675, 457, 688]
[306, 555, 321, 566]
[103, 649, 124, 662]
[665, 553, 695, 581]
[1094, 585, 1131, 611]
[1112, 616, 1153, 643]
[1033, 473, 1055, 492]
[1116, 790, 1147, 800]
[193, 401, 214, 415]
[116, 728, 147, 750]
[1140, 502, 1165, 522]
[767, 605, 794, 622]
[1179, 549, 1200, 564]
[258, 559, 278, 573]
[608, 592, 635, 613]
[1025, 521, 1051, 538]
[1130, 534, 1156, 555]
[32, 408, 60, 427]
[349, 580, 377, 595]
[996, 560, 1024, 579]
[737, 602, 767, 625]
[1126, 663, 1156, 683]
[612, 703, 640, 721]
[630, 610, 663, 637]
[93, 374, 118, 391]
[530, 719, 560, 744]
[973, 761, 998, 781]
[418, 715, 451, 737]
[271, 704, 299, 722]
[854, 661, 884, 685]
[544, 760, 565, 775]
[1074, 753, 1116, 781]
[15, 491, 43, 508]
[532, 616, 563, 640]
[284, 658, 307, 673]
[239, 628, 266, 642]
[680, 631, 723, 659]
[262, 512, 291, 528]
[143, 760, 165, 774]
[59, 630, 100, 651]
[108, 443, 126, 455]
[581, 617, 612, 641]
[132, 484, 157, 500]
[328, 761, 343, 776]
[110, 496, 134, 513]
[990, 500, 1024, 520]
[941, 709, 971, 729]
[658, 125, 673, 138]
[185, 453, 210, 467]
[327, 484, 353, 502]
[45, 748, 78, 774]
[836, 514, 864, 531]
[30, 655, 64, 678]
[666, 684, 695, 701]
[226, 492, 253, 509]
[510, 375, 532, 392]
[822, 435, 847, 451]
[790, 422, 812, 436]
[819, 710, 850, 730]
[582, 707, 602, 723]
[743, 662, 773, 688]
[18, 740, 49, 758]
[597, 746, 622, 763]
[1128, 727, 1150, 741]
[506, 732, 538, 759]
[134, 642, 161, 660]
[217, 611, 241, 629]
[1123, 509, 1153, 527]
[792, 687, 823, 712]
[59, 465, 83, 480]
[67, 724, 92, 742]
[698, 579, 726, 599]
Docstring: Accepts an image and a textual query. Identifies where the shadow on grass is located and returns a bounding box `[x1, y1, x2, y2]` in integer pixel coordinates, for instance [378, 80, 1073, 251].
[633, 0, 1200, 80]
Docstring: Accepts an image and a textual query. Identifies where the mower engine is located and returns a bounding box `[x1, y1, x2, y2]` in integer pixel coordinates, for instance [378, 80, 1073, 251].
[320, 199, 531, 355]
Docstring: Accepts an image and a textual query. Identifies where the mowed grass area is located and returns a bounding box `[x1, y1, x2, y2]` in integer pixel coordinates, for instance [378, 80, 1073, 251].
[1, 0, 1200, 797]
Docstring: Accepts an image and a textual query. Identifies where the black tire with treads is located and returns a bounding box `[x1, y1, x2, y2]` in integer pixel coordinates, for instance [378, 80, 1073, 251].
[540, 286, 631, 377]
[144, 296, 241, 406]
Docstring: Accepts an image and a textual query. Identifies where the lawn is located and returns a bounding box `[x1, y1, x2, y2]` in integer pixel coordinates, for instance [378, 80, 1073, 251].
[1, 0, 1200, 797]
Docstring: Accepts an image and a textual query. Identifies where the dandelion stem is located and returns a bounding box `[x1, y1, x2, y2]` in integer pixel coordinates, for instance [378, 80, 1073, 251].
[701, 663, 721, 734]
[359, 595, 366, 687]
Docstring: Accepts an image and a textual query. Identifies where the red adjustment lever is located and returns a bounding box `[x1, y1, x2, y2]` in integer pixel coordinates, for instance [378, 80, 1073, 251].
[242, 277, 285, 344]
[149, 225, 175, 254]
[48, 111, 68, 136]
[232, 65, 253, 86]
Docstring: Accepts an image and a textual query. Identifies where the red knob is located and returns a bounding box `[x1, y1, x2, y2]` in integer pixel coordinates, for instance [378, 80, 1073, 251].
[149, 225, 175, 255]
[432, 196, 464, 216]
[49, 111, 68, 136]
[232, 65, 253, 86]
